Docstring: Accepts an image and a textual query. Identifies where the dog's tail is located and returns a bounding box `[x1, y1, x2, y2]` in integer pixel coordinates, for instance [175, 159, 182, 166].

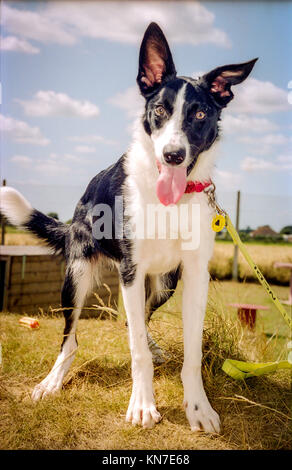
[0, 186, 68, 255]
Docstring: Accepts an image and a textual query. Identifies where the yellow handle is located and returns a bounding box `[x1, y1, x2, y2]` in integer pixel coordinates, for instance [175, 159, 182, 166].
[222, 359, 292, 380]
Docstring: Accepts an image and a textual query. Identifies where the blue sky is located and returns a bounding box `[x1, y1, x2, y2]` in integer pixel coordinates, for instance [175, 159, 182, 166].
[1, 1, 291, 230]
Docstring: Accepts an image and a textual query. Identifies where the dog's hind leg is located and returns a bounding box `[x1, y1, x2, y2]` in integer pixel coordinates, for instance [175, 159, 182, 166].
[32, 259, 94, 400]
[145, 268, 180, 365]
[146, 331, 165, 365]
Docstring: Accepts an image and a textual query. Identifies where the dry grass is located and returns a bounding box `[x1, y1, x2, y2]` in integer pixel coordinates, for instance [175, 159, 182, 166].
[210, 242, 292, 284]
[0, 280, 291, 450]
[4, 232, 45, 246]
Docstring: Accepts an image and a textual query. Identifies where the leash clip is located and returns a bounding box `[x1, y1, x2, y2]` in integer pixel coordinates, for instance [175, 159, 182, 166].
[204, 180, 225, 215]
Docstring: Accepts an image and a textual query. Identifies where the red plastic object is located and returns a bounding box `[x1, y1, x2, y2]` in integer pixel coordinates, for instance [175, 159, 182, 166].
[228, 303, 269, 329]
[19, 317, 40, 329]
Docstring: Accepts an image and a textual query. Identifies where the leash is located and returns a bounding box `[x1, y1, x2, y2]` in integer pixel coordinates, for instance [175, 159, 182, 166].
[204, 182, 292, 380]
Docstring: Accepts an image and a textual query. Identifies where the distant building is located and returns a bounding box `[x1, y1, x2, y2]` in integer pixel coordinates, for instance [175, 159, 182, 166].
[282, 234, 292, 242]
[250, 225, 278, 238]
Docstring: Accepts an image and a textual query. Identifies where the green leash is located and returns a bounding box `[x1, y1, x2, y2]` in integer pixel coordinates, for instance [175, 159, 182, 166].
[206, 185, 292, 380]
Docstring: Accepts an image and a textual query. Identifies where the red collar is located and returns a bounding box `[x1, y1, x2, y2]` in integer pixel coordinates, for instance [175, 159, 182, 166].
[184, 180, 212, 193]
[156, 160, 212, 194]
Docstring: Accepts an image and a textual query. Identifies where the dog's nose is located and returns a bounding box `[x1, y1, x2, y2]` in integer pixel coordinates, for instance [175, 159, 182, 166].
[163, 145, 186, 165]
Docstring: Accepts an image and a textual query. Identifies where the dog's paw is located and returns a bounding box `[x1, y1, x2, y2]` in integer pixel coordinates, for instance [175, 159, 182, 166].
[31, 375, 62, 401]
[126, 389, 161, 428]
[184, 399, 220, 434]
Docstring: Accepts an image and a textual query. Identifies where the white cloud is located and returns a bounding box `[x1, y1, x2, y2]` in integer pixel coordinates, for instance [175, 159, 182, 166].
[34, 151, 90, 174]
[0, 35, 40, 54]
[277, 155, 292, 163]
[237, 133, 290, 156]
[46, 1, 231, 47]
[75, 145, 96, 154]
[10, 155, 33, 165]
[16, 91, 99, 118]
[108, 86, 144, 118]
[238, 133, 289, 146]
[0, 114, 49, 146]
[9, 152, 71, 175]
[35, 160, 69, 174]
[69, 135, 116, 145]
[214, 169, 242, 188]
[221, 114, 278, 134]
[229, 78, 290, 114]
[2, 2, 231, 48]
[2, 4, 76, 45]
[241, 155, 292, 172]
[49, 152, 80, 162]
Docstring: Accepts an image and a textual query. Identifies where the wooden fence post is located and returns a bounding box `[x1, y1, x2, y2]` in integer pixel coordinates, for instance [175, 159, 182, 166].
[1, 179, 6, 245]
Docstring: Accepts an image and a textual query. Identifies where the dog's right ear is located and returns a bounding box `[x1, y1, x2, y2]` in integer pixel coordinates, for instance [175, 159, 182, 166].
[137, 22, 177, 98]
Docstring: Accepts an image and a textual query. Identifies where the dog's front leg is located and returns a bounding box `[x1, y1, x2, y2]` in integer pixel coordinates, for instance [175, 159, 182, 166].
[120, 267, 161, 428]
[181, 255, 220, 433]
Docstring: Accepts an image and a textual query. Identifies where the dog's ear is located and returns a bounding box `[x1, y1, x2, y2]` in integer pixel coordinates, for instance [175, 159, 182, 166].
[137, 22, 176, 97]
[202, 58, 258, 107]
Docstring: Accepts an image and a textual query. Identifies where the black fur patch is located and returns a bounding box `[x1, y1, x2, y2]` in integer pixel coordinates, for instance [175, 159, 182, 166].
[25, 210, 69, 255]
[61, 267, 75, 349]
[146, 265, 181, 321]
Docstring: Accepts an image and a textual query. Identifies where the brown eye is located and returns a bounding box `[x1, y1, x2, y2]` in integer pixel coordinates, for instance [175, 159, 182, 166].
[195, 111, 206, 120]
[155, 105, 166, 117]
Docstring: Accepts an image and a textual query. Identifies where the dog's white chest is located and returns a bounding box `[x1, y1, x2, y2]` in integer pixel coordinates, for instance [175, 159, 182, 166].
[125, 180, 214, 274]
[137, 238, 182, 274]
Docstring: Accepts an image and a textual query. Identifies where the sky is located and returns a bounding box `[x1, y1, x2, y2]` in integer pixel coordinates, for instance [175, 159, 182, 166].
[0, 0, 292, 230]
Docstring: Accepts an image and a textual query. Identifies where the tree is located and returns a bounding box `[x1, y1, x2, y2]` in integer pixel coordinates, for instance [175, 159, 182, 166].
[280, 225, 292, 235]
[47, 212, 59, 220]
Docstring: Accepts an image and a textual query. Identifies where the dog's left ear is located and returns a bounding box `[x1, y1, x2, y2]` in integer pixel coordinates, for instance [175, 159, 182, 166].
[137, 22, 177, 97]
[202, 58, 258, 107]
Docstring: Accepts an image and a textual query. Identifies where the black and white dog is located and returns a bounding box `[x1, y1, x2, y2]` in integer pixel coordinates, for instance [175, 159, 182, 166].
[0, 23, 257, 432]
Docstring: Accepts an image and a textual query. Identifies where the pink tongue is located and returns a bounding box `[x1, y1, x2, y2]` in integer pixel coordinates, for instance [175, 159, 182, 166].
[156, 164, 187, 206]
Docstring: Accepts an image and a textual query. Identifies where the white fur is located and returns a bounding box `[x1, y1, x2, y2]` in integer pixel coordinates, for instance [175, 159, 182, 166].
[0, 186, 33, 226]
[32, 260, 94, 400]
[121, 117, 221, 432]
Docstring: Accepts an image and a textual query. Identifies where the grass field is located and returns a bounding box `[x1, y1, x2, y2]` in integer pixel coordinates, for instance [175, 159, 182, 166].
[1, 280, 291, 450]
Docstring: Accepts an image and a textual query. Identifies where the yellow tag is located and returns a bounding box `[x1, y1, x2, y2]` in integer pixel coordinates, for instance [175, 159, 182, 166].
[212, 214, 226, 232]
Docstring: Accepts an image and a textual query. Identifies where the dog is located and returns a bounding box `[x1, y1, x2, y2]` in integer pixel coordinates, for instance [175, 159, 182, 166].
[0, 23, 257, 432]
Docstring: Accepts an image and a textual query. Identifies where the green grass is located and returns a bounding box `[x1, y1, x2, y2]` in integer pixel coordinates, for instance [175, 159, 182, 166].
[0, 280, 291, 450]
